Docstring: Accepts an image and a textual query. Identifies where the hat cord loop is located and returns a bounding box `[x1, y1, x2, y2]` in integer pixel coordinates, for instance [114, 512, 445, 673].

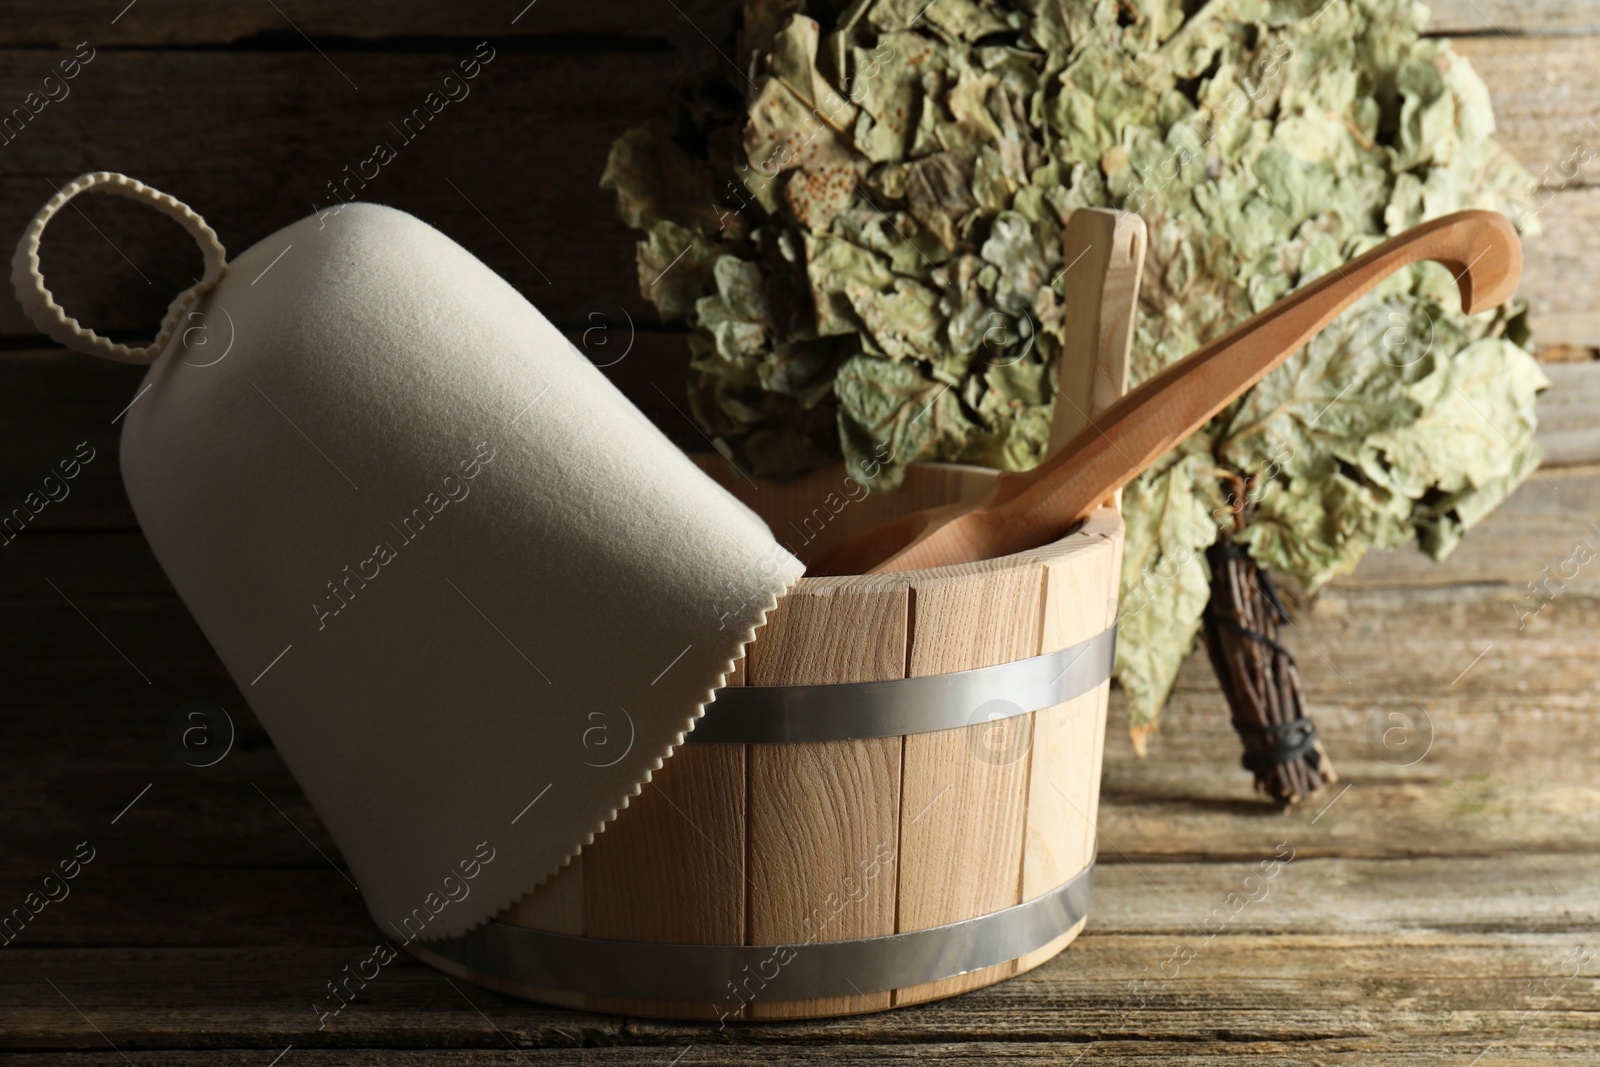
[11, 171, 228, 364]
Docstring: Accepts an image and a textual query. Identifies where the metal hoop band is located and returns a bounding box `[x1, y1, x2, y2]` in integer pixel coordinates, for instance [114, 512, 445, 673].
[420, 860, 1093, 1003]
[690, 626, 1116, 743]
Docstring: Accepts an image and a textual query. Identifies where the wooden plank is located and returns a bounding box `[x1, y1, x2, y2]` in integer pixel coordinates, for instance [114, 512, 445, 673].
[13, 650, 1600, 873]
[10, 1049, 1600, 1066]
[7, 511, 1600, 702]
[12, 857, 1600, 1051]
[1453, 35, 1600, 193]
[578, 742, 746, 1020]
[589, 852, 1600, 1052]
[1097, 735, 1600, 864]
[0, 0, 1593, 46]
[1020, 529, 1121, 895]
[9, 1046, 1600, 1067]
[1023, 201, 1132, 979]
[1241, 581, 1600, 701]
[0, 867, 370, 949]
[0, 48, 676, 340]
[1165, 579, 1600, 708]
[0, 35, 1596, 347]
[0, 1, 681, 46]
[12, 850, 1599, 951]
[1533, 360, 1600, 466]
[6, 559, 1600, 1049]
[0, 946, 623, 1050]
[1519, 191, 1600, 350]
[0, 350, 144, 530]
[1428, 0, 1600, 34]
[1, 0, 1596, 48]
[635, 933, 1600, 1049]
[1087, 853, 1600, 936]
[1343, 466, 1600, 588]
[1011, 928, 1600, 1032]
[1010, 530, 1120, 979]
[743, 575, 909, 1018]
[892, 559, 1044, 1005]
[1143, 680, 1600, 783]
[1050, 210, 1143, 452]
[1, 328, 1593, 546]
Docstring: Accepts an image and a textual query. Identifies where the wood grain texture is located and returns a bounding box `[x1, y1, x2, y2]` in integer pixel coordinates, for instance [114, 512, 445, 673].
[579, 743, 747, 1020]
[1021, 523, 1122, 900]
[1050, 210, 1144, 453]
[434, 466, 1114, 1020]
[6, 1044, 1600, 1067]
[1427, 0, 1600, 33]
[11, 855, 1600, 1058]
[1532, 360, 1600, 466]
[0, 0, 1596, 47]
[1028, 204, 1132, 948]
[1342, 464, 1600, 589]
[3, 1, 1598, 48]
[892, 556, 1045, 1005]
[721, 463, 1116, 1015]
[1008, 519, 1120, 985]
[1452, 36, 1600, 191]
[1026, 195, 1134, 977]
[743, 574, 910, 1018]
[34, 518, 1600, 854]
[0, 2, 680, 46]
[0, 48, 676, 341]
[0, 337, 696, 533]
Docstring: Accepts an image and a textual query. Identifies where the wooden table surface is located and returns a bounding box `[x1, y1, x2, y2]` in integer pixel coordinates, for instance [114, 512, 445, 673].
[5, 3, 1600, 1063]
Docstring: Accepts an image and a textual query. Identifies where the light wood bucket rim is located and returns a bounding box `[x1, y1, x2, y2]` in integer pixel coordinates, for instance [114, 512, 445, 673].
[700, 456, 1121, 586]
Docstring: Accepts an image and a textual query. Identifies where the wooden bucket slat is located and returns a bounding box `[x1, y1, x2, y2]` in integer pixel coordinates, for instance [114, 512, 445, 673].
[1023, 533, 1121, 896]
[1013, 526, 1122, 977]
[581, 741, 747, 1020]
[889, 554, 1045, 1006]
[743, 574, 911, 1018]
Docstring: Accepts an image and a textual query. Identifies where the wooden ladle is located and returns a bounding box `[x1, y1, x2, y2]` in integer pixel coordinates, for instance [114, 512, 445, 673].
[810, 210, 1522, 577]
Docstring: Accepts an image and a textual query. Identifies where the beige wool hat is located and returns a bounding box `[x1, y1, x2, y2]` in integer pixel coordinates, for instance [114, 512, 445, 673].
[13, 172, 803, 939]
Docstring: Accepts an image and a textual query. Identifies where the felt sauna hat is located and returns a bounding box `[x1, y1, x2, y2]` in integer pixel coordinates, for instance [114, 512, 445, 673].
[12, 172, 804, 939]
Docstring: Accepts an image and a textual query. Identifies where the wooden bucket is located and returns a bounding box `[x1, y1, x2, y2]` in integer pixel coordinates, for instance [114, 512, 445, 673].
[416, 459, 1122, 1019]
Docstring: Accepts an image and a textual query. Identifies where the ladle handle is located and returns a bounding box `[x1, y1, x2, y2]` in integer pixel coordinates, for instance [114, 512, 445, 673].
[878, 210, 1522, 573]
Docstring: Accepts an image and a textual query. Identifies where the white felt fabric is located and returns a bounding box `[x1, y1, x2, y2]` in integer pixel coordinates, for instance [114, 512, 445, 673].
[56, 198, 801, 939]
